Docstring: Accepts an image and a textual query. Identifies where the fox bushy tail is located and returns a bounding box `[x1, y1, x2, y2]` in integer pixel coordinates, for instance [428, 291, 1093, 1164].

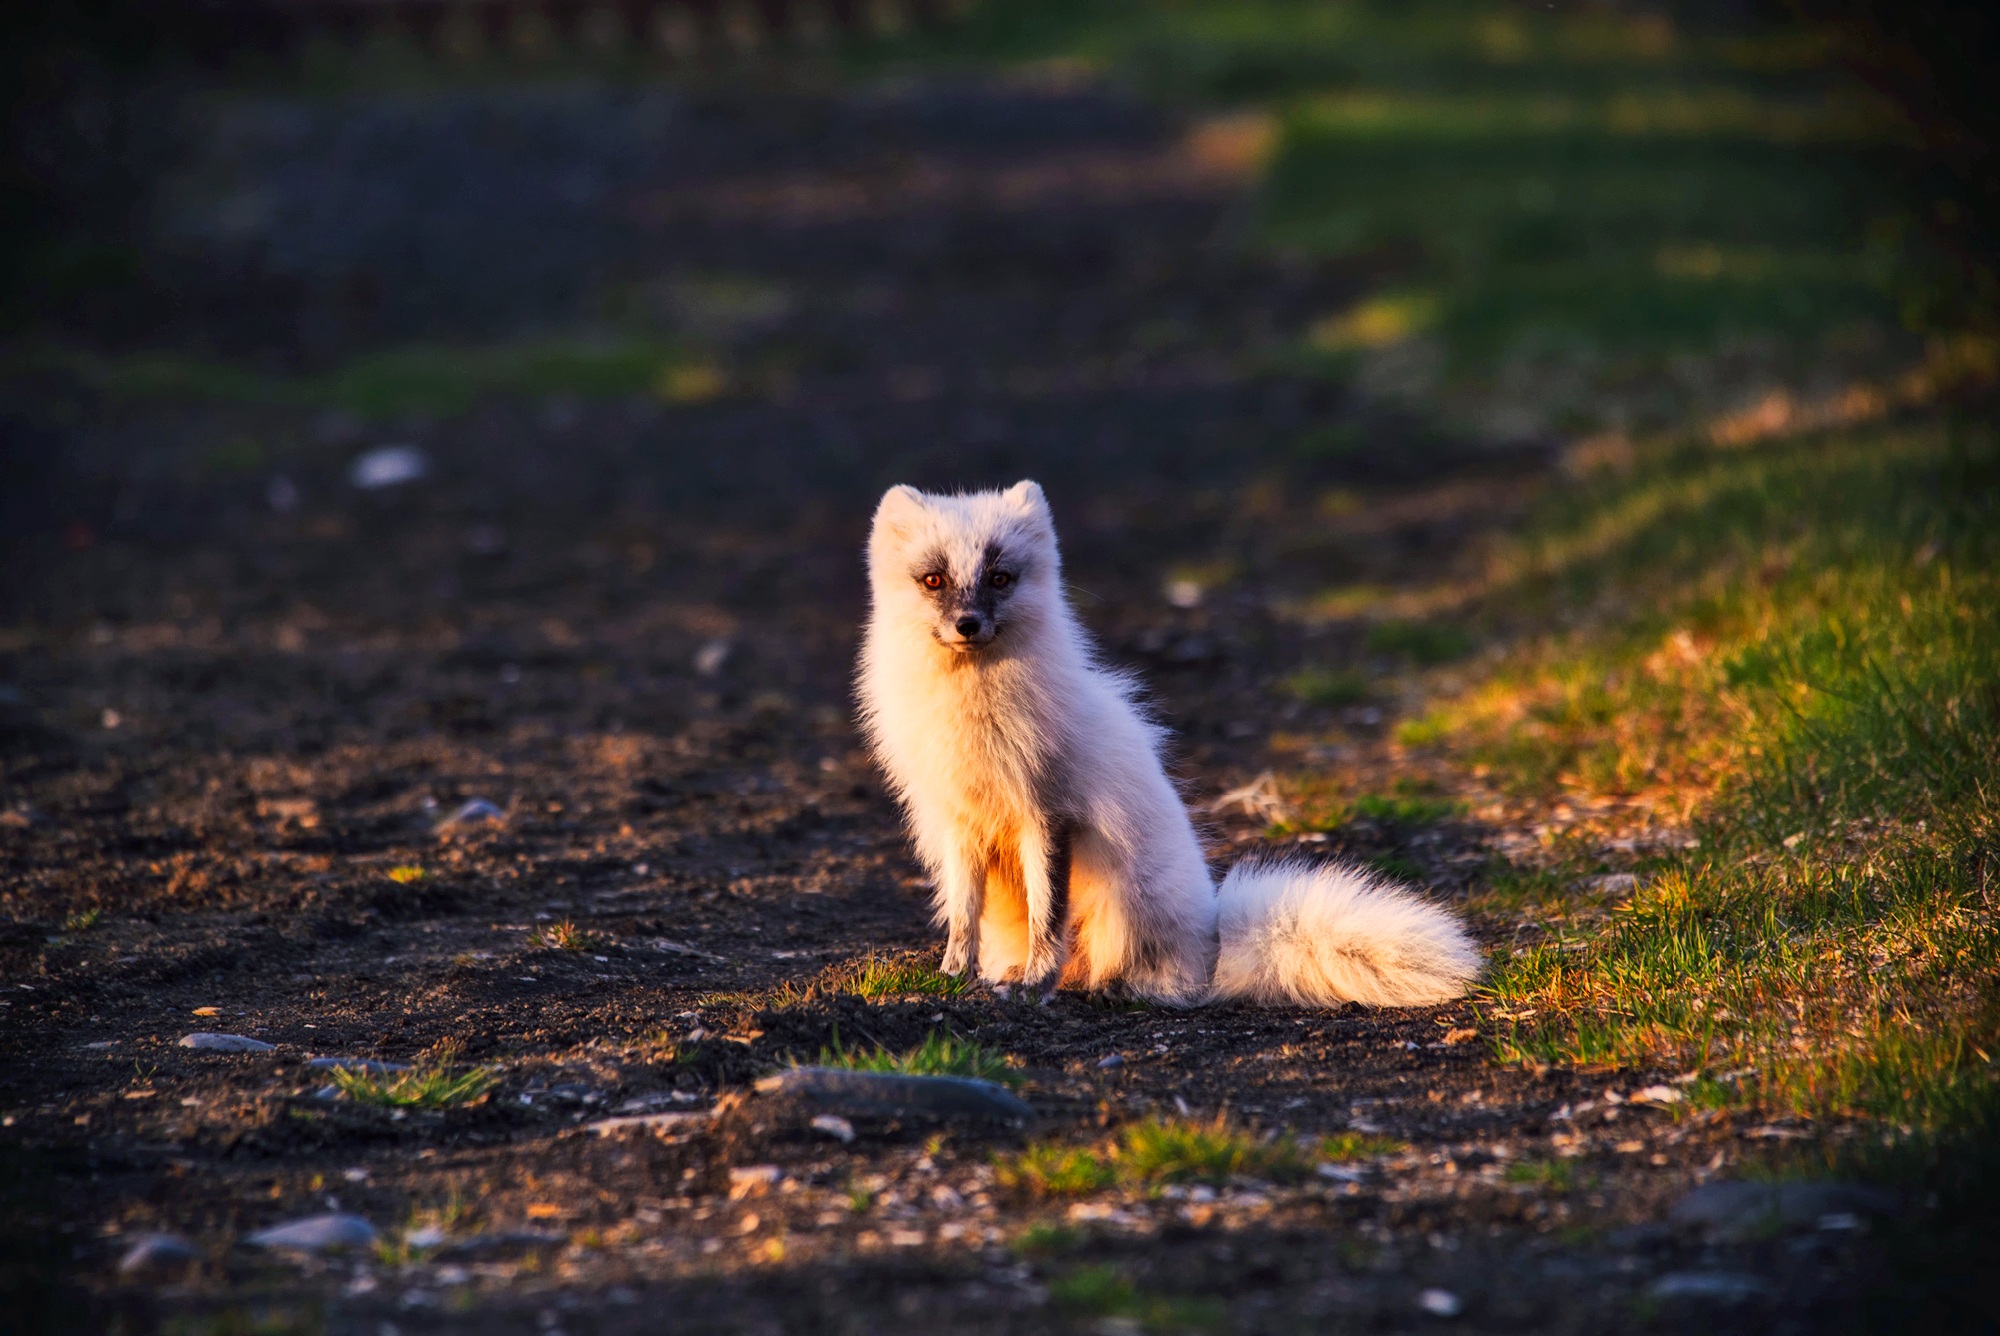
[1211, 861, 1480, 1007]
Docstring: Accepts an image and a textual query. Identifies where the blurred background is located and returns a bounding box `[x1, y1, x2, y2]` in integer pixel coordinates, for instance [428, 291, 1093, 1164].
[3, 1, 1994, 606]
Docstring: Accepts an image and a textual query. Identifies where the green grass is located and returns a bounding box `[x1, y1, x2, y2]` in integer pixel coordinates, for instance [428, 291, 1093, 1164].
[836, 954, 972, 1000]
[12, 337, 721, 421]
[1503, 1158, 1588, 1192]
[1443, 415, 2000, 1139]
[997, 1143, 1121, 1197]
[814, 1030, 1019, 1086]
[328, 1043, 497, 1110]
[1316, 1130, 1408, 1161]
[1284, 664, 1370, 707]
[1366, 619, 1475, 664]
[1267, 775, 1464, 836]
[1047, 1264, 1227, 1333]
[998, 1116, 1317, 1197]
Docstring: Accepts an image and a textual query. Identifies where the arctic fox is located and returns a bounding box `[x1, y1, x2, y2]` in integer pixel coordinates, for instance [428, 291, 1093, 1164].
[856, 481, 1480, 1007]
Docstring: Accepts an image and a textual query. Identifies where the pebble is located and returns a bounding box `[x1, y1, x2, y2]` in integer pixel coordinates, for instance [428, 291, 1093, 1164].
[1647, 1271, 1770, 1304]
[693, 639, 731, 676]
[811, 1114, 856, 1143]
[1096, 1054, 1125, 1069]
[728, 1165, 783, 1200]
[179, 1033, 276, 1054]
[1417, 1288, 1463, 1317]
[307, 1057, 411, 1076]
[117, 1232, 201, 1275]
[440, 798, 505, 827]
[245, 1213, 380, 1254]
[1668, 1180, 1897, 1241]
[1630, 1084, 1683, 1105]
[754, 1067, 1033, 1122]
[349, 445, 429, 490]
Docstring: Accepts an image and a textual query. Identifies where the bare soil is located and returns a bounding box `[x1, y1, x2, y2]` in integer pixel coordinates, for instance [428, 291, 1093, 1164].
[1, 76, 1903, 1333]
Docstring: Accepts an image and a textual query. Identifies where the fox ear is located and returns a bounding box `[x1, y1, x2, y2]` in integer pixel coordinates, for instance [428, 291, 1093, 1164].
[873, 484, 928, 538]
[1002, 480, 1048, 515]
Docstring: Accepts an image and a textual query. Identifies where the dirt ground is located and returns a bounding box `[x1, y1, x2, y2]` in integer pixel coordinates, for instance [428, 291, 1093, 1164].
[0, 76, 1913, 1333]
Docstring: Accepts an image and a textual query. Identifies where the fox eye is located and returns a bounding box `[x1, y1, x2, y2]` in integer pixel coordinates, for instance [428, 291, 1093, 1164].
[921, 573, 944, 591]
[989, 571, 1013, 589]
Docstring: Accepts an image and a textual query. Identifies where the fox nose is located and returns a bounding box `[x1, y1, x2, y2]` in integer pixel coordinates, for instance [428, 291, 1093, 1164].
[955, 615, 983, 638]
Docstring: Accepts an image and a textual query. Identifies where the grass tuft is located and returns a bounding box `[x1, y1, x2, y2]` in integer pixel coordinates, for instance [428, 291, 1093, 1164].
[329, 1042, 497, 1110]
[813, 1030, 1020, 1086]
[997, 1115, 1313, 1197]
[528, 919, 600, 952]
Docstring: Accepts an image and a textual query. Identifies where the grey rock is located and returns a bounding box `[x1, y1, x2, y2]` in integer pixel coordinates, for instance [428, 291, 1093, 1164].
[306, 1057, 411, 1076]
[1416, 1288, 1463, 1317]
[1648, 1271, 1771, 1305]
[245, 1213, 379, 1253]
[349, 445, 429, 490]
[179, 1032, 276, 1054]
[441, 798, 505, 827]
[1097, 1053, 1125, 1069]
[1669, 1180, 1898, 1240]
[117, 1232, 201, 1275]
[754, 1066, 1032, 1122]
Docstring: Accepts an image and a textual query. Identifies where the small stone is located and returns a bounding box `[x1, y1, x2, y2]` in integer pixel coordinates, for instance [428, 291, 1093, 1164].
[1631, 1084, 1684, 1105]
[307, 1057, 411, 1077]
[245, 1213, 379, 1254]
[811, 1114, 856, 1143]
[1648, 1271, 1770, 1304]
[117, 1232, 201, 1275]
[693, 639, 731, 676]
[1417, 1288, 1462, 1317]
[407, 1226, 446, 1249]
[349, 445, 429, 490]
[1097, 1054, 1125, 1069]
[728, 1165, 783, 1200]
[440, 798, 504, 828]
[179, 1033, 276, 1054]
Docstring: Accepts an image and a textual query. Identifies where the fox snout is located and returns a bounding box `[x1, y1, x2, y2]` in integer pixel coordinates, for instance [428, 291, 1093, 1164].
[947, 610, 994, 647]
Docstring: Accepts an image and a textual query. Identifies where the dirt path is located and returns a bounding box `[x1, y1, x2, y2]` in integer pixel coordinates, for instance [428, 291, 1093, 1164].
[1, 78, 1891, 1334]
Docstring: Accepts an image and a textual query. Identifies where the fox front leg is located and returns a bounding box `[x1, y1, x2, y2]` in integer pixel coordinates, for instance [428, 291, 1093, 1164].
[936, 845, 985, 979]
[1017, 819, 1073, 1001]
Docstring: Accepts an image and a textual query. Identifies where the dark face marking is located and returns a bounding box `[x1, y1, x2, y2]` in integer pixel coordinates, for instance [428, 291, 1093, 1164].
[913, 541, 1023, 648]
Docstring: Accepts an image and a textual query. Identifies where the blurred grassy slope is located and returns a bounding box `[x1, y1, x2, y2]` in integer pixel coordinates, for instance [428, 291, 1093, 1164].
[895, 0, 1999, 1199]
[890, 0, 1939, 439]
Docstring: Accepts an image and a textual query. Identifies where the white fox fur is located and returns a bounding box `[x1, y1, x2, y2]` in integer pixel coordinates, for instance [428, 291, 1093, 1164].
[856, 480, 1479, 1007]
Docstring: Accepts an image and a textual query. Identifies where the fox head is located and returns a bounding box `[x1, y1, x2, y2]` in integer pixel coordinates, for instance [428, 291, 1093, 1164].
[867, 480, 1062, 655]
